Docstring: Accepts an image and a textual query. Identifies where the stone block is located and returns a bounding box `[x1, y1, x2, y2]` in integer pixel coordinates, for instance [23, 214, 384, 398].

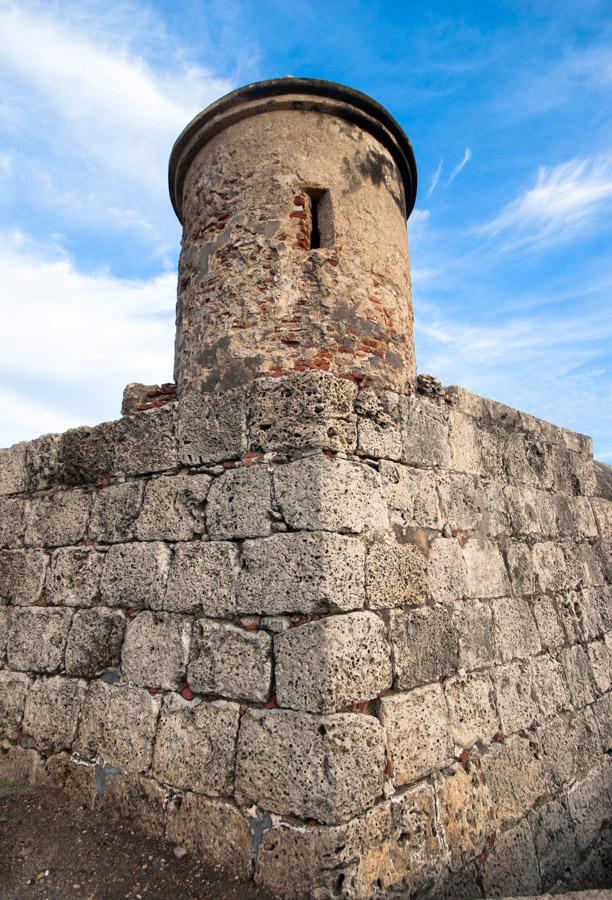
[0, 605, 10, 659]
[567, 764, 612, 850]
[505, 542, 536, 595]
[152, 695, 239, 793]
[492, 596, 541, 662]
[481, 818, 541, 898]
[491, 661, 537, 734]
[97, 772, 167, 838]
[178, 386, 247, 465]
[579, 585, 612, 640]
[592, 692, 612, 752]
[88, 481, 143, 543]
[532, 541, 568, 593]
[502, 485, 543, 537]
[7, 607, 72, 673]
[463, 540, 509, 598]
[136, 471, 209, 541]
[379, 460, 440, 528]
[188, 619, 272, 702]
[0, 497, 26, 548]
[481, 733, 547, 826]
[0, 671, 30, 739]
[206, 465, 272, 539]
[587, 638, 612, 693]
[437, 760, 492, 868]
[538, 708, 602, 789]
[25, 490, 91, 548]
[236, 532, 366, 615]
[401, 397, 450, 468]
[249, 373, 357, 454]
[64, 608, 125, 676]
[532, 595, 565, 651]
[0, 550, 47, 605]
[445, 672, 499, 748]
[101, 541, 170, 610]
[115, 405, 177, 475]
[45, 547, 104, 607]
[235, 709, 386, 824]
[379, 685, 452, 785]
[274, 456, 388, 534]
[365, 539, 428, 608]
[166, 793, 252, 878]
[0, 746, 44, 785]
[531, 654, 571, 721]
[122, 611, 192, 689]
[76, 681, 160, 773]
[274, 611, 392, 713]
[437, 472, 483, 531]
[25, 433, 62, 490]
[0, 442, 27, 495]
[355, 388, 402, 459]
[561, 644, 596, 708]
[165, 541, 237, 615]
[389, 605, 458, 690]
[449, 411, 482, 474]
[428, 537, 467, 602]
[22, 675, 86, 753]
[569, 495, 599, 538]
[530, 797, 578, 888]
[454, 599, 496, 670]
[592, 497, 612, 542]
[59, 422, 117, 486]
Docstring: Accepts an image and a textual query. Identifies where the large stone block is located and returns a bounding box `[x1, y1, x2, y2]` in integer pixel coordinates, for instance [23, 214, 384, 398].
[567, 764, 612, 850]
[538, 708, 602, 789]
[389, 605, 459, 690]
[0, 442, 27, 496]
[166, 792, 252, 878]
[274, 611, 392, 713]
[274, 456, 388, 534]
[505, 541, 536, 595]
[152, 695, 239, 794]
[529, 797, 578, 888]
[437, 472, 483, 531]
[25, 433, 62, 491]
[492, 596, 541, 663]
[45, 547, 104, 607]
[561, 644, 596, 708]
[491, 661, 538, 734]
[365, 539, 428, 609]
[7, 607, 72, 673]
[178, 387, 247, 465]
[115, 405, 178, 475]
[0, 550, 47, 605]
[379, 685, 452, 785]
[587, 638, 612, 694]
[532, 541, 568, 593]
[462, 540, 509, 598]
[22, 675, 86, 753]
[59, 422, 117, 486]
[136, 471, 210, 541]
[206, 465, 272, 539]
[453, 599, 496, 670]
[532, 595, 566, 651]
[165, 541, 237, 615]
[401, 397, 450, 468]
[188, 619, 272, 703]
[481, 818, 541, 898]
[236, 709, 386, 824]
[25, 490, 91, 547]
[444, 672, 499, 748]
[76, 681, 160, 773]
[428, 537, 467, 602]
[0, 671, 30, 739]
[437, 760, 492, 869]
[97, 772, 167, 839]
[0, 497, 26, 548]
[122, 611, 192, 689]
[356, 388, 403, 460]
[88, 481, 143, 543]
[379, 460, 440, 529]
[592, 497, 612, 542]
[0, 605, 10, 659]
[100, 541, 170, 610]
[236, 532, 366, 615]
[449, 411, 483, 475]
[64, 608, 125, 677]
[531, 653, 571, 721]
[481, 733, 547, 826]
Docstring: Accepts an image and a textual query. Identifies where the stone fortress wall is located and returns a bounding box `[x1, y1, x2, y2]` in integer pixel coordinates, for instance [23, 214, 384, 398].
[0, 78, 610, 898]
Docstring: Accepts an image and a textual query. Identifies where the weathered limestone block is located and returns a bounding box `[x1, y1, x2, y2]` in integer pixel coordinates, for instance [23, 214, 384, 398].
[463, 540, 509, 598]
[64, 608, 125, 677]
[97, 772, 167, 838]
[76, 681, 160, 773]
[188, 619, 271, 702]
[436, 760, 492, 869]
[25, 490, 91, 548]
[0, 671, 30, 739]
[25, 433, 62, 490]
[136, 471, 209, 541]
[365, 539, 428, 608]
[492, 596, 541, 662]
[88, 481, 143, 543]
[444, 672, 499, 748]
[236, 532, 365, 615]
[567, 764, 612, 850]
[561, 644, 596, 708]
[0, 605, 10, 659]
[538, 708, 602, 789]
[491, 661, 538, 734]
[481, 817, 541, 898]
[481, 733, 547, 826]
[0, 549, 47, 605]
[122, 611, 192, 689]
[428, 537, 467, 602]
[355, 388, 402, 460]
[592, 497, 612, 542]
[45, 547, 104, 607]
[0, 497, 26, 548]
[503, 484, 544, 537]
[532, 541, 568, 593]
[7, 607, 72, 673]
[454, 599, 496, 669]
[401, 397, 450, 468]
[0, 442, 27, 495]
[274, 456, 388, 534]
[531, 654, 572, 721]
[152, 695, 239, 793]
[206, 465, 272, 539]
[274, 611, 392, 713]
[177, 387, 247, 465]
[379, 460, 440, 528]
[22, 675, 86, 752]
[532, 595, 566, 651]
[437, 472, 482, 531]
[530, 796, 578, 888]
[100, 542, 170, 610]
[379, 685, 452, 785]
[0, 746, 45, 784]
[249, 373, 357, 453]
[586, 638, 612, 693]
[505, 541, 536, 595]
[165, 541, 237, 615]
[568, 495, 599, 539]
[579, 585, 612, 640]
[389, 605, 459, 689]
[592, 692, 612, 752]
[59, 421, 117, 486]
[236, 709, 386, 824]
[449, 411, 482, 475]
[115, 405, 177, 475]
[166, 792, 252, 878]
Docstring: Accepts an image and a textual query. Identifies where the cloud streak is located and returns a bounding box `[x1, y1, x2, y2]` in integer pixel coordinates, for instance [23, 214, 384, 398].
[447, 147, 472, 185]
[427, 158, 444, 196]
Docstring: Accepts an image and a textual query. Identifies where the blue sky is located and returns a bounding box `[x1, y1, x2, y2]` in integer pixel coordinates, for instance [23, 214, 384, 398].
[1, 0, 611, 459]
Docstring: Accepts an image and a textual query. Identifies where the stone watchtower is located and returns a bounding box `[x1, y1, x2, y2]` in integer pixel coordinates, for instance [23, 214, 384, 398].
[1, 79, 610, 899]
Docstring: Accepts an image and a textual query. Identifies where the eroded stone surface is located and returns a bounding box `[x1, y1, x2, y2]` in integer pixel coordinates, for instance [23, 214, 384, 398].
[7, 607, 72, 673]
[379, 685, 452, 785]
[188, 619, 271, 703]
[22, 675, 86, 753]
[122, 611, 191, 690]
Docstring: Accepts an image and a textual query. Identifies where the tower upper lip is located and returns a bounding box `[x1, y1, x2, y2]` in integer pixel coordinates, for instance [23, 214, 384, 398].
[168, 76, 418, 224]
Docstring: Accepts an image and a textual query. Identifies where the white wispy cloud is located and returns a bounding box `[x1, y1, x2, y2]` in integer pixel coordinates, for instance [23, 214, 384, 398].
[427, 158, 444, 196]
[447, 147, 472, 185]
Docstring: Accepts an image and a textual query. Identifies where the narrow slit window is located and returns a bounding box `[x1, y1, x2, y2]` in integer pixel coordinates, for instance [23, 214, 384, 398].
[310, 193, 321, 249]
[305, 188, 334, 250]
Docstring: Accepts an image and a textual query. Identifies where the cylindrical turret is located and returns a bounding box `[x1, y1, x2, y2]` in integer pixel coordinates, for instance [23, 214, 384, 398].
[169, 77, 418, 395]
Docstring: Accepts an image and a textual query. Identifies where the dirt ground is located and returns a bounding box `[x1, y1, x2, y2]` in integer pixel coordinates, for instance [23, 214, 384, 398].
[0, 780, 272, 900]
